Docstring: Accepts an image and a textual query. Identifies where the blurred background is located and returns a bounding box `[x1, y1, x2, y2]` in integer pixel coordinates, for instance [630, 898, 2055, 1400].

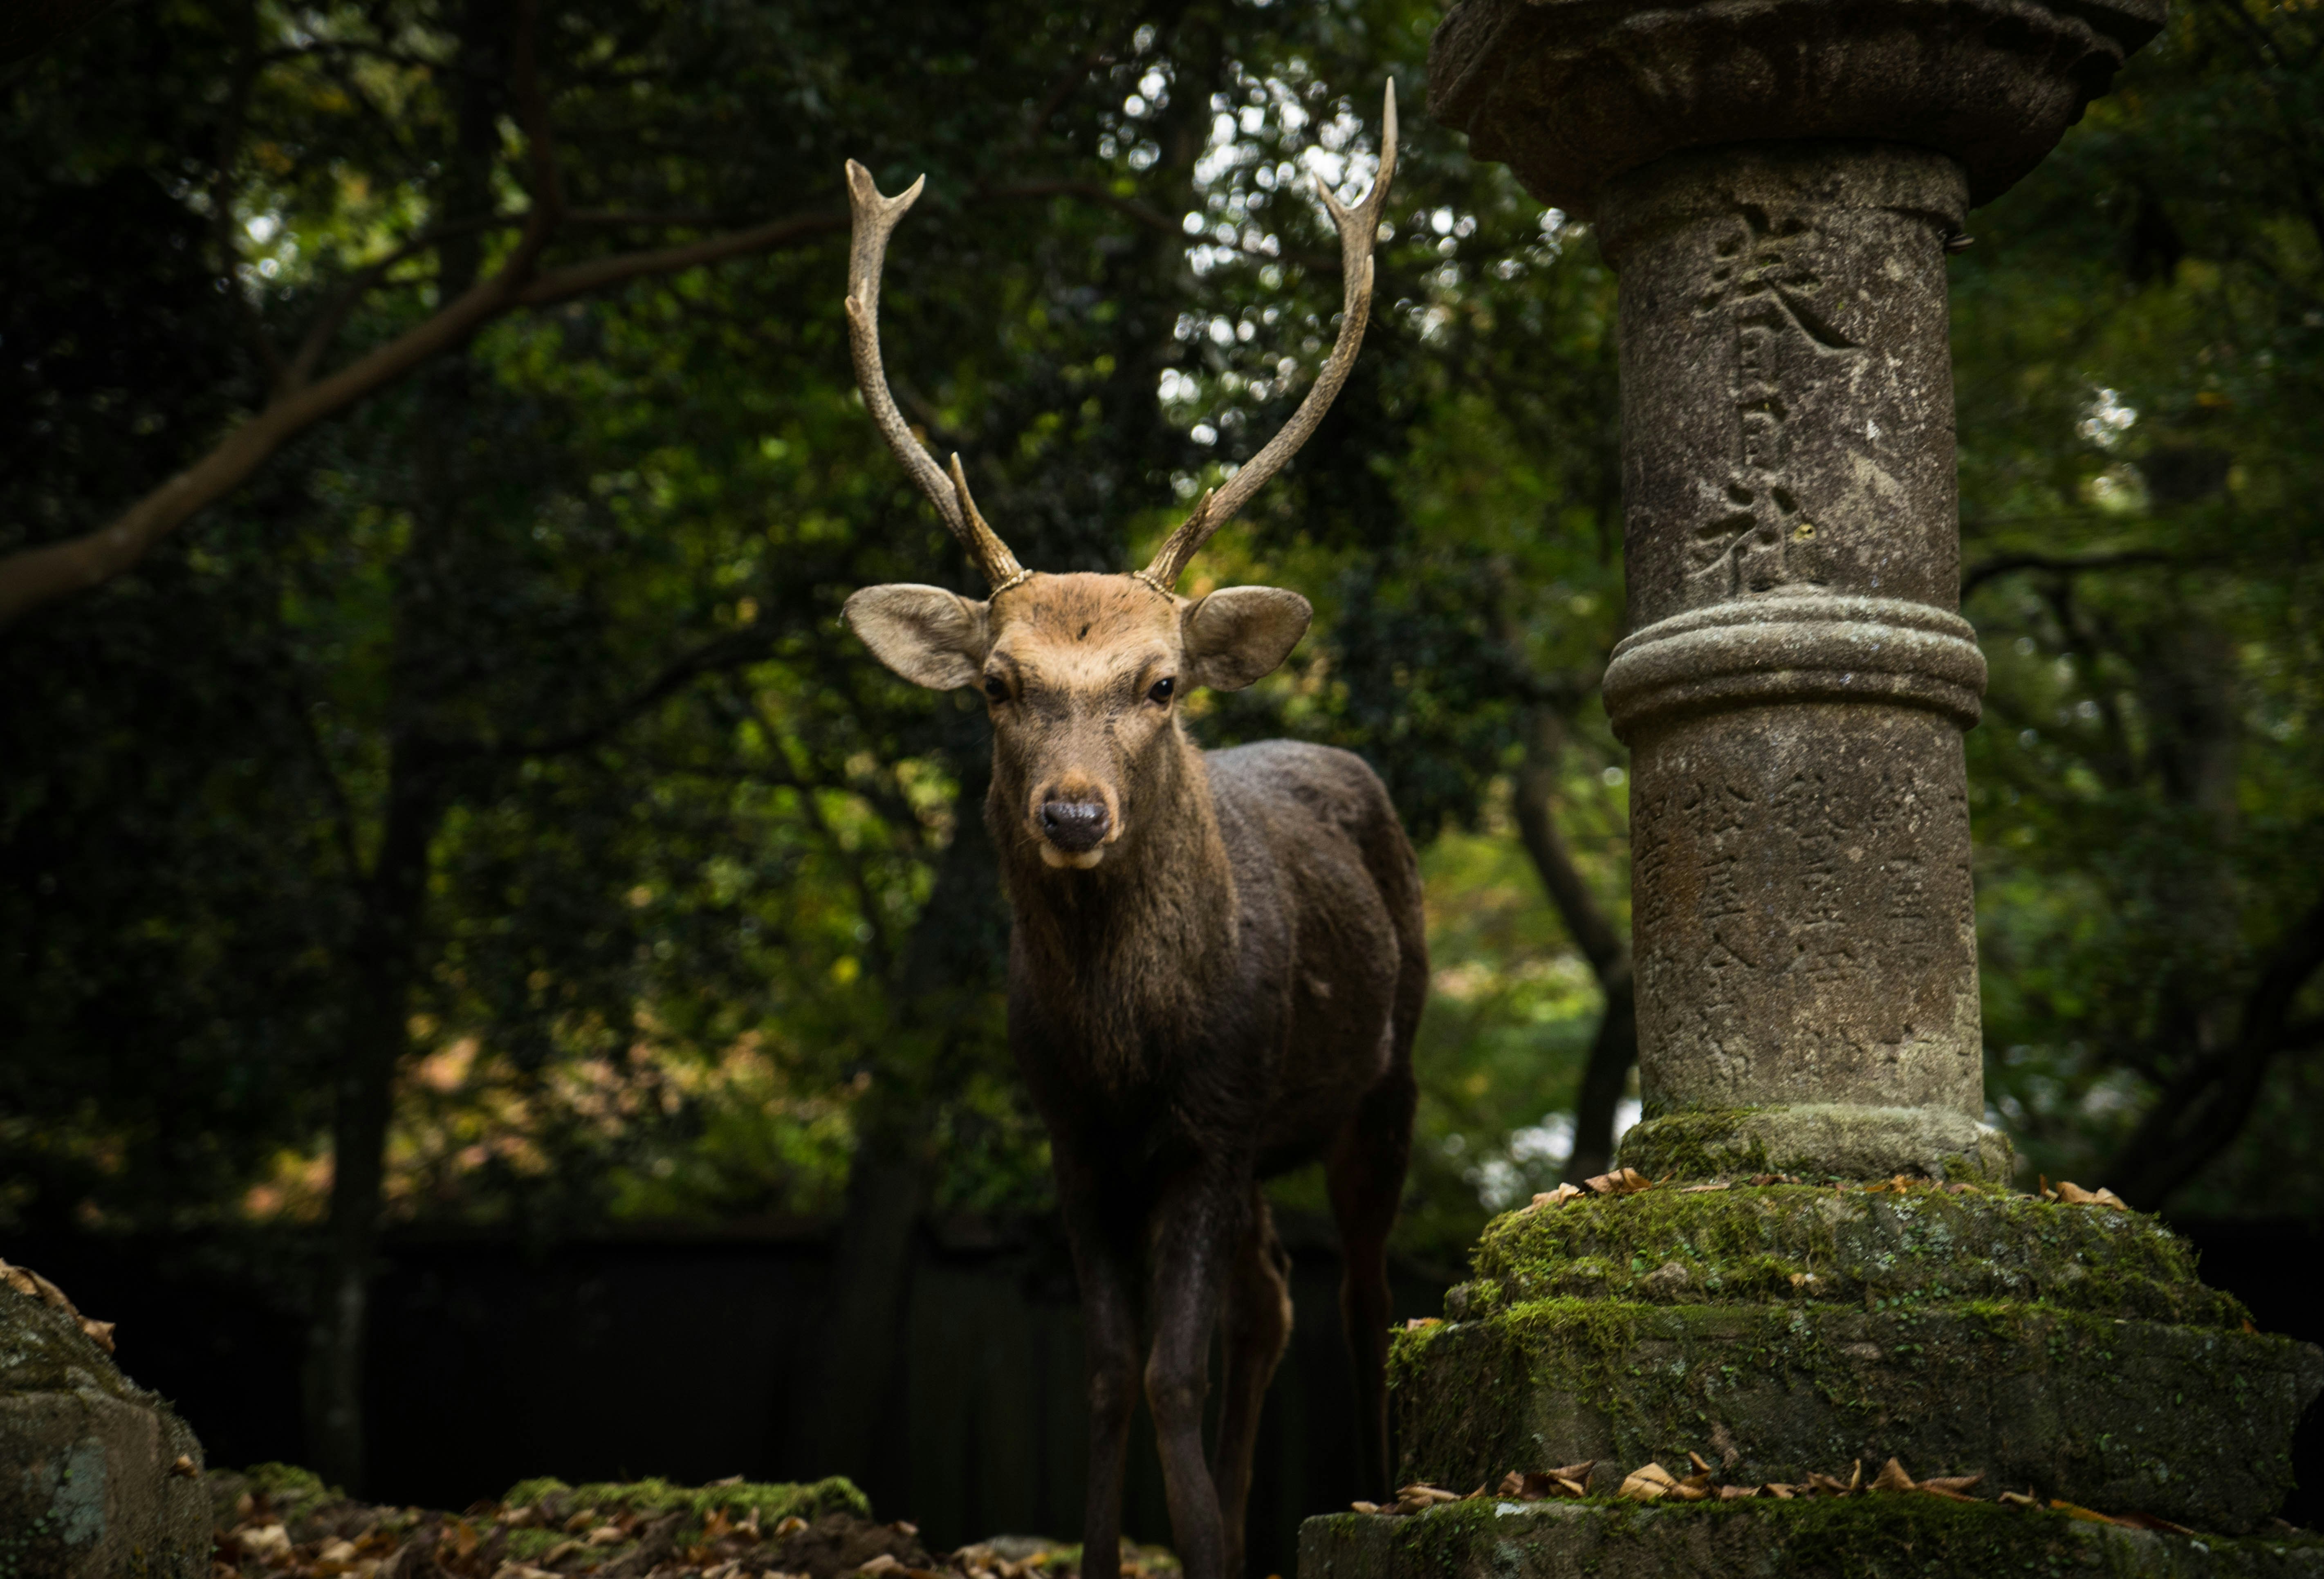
[1, 0, 2320, 1571]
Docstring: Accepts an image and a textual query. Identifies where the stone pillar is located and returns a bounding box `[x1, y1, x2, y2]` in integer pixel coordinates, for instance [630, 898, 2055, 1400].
[1429, 0, 2167, 1182]
[1290, 9, 2324, 1568]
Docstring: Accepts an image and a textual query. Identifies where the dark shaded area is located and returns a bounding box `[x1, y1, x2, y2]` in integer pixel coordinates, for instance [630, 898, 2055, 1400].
[2173, 1220, 2324, 1531]
[5, 1216, 1444, 1576]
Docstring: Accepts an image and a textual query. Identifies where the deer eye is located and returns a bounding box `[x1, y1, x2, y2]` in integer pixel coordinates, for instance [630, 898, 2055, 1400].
[983, 674, 1009, 703]
[1148, 676, 1175, 705]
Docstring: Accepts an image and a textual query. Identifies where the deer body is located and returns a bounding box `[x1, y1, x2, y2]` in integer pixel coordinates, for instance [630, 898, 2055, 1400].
[836, 88, 1414, 1579]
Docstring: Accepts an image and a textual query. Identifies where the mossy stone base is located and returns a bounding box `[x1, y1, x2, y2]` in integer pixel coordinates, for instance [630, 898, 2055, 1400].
[1618, 1105, 2014, 1183]
[1392, 1190, 2324, 1535]
[1299, 1498, 2324, 1579]
[0, 1288, 208, 1577]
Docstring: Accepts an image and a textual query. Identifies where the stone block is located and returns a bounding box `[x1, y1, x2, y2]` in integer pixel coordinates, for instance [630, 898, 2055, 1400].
[1392, 1191, 2324, 1535]
[1300, 1498, 2324, 1579]
[0, 1278, 209, 1577]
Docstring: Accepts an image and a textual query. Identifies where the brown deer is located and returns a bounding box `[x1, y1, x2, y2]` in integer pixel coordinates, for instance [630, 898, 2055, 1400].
[839, 85, 1420, 1579]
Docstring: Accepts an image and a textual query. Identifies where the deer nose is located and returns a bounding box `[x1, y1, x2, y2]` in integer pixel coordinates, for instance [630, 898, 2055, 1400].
[1040, 799, 1110, 853]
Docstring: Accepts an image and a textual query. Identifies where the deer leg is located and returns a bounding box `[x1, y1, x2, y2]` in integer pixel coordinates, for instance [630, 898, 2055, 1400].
[1058, 1152, 1142, 1579]
[1326, 1064, 1416, 1500]
[1212, 1188, 1293, 1579]
[1143, 1166, 1245, 1579]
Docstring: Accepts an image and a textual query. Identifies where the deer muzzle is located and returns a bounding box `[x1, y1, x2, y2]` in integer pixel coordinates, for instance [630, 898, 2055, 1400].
[1039, 797, 1111, 868]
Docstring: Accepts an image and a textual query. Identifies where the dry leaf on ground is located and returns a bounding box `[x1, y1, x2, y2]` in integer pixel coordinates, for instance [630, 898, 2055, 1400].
[1392, 1484, 1463, 1515]
[1585, 1168, 1656, 1196]
[1618, 1464, 1676, 1502]
[1680, 1182, 1731, 1193]
[1528, 1184, 1586, 1211]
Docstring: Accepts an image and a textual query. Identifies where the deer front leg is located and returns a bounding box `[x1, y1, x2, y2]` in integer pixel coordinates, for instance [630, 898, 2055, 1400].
[1144, 1164, 1247, 1579]
[1214, 1189, 1293, 1579]
[1327, 1066, 1416, 1500]
[1056, 1148, 1141, 1579]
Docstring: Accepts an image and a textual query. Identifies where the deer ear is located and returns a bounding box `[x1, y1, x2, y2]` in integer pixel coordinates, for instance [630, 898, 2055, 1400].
[843, 585, 992, 690]
[1182, 586, 1312, 691]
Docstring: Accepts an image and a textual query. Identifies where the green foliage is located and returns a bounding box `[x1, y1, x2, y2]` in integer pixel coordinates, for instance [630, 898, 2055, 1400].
[0, 0, 2317, 1281]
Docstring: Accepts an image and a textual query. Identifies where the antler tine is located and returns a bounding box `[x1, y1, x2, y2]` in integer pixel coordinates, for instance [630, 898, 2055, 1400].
[1139, 79, 1399, 594]
[843, 160, 1028, 593]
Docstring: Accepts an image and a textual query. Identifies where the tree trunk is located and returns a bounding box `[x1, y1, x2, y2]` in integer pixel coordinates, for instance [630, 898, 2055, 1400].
[304, 749, 442, 1490]
[801, 749, 1005, 1483]
[1508, 705, 1638, 1182]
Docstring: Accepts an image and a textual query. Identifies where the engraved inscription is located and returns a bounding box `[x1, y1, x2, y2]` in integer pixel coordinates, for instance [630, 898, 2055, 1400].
[1687, 207, 1863, 606]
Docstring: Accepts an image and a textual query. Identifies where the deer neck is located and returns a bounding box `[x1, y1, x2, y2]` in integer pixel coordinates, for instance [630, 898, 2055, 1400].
[992, 726, 1240, 1054]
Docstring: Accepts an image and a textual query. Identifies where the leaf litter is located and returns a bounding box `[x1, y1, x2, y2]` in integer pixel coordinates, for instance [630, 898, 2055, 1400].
[204, 1471, 1182, 1579]
[1351, 1453, 2221, 1536]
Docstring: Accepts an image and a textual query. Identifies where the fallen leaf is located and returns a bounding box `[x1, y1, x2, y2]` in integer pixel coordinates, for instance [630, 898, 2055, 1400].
[450, 1519, 480, 1559]
[892, 1522, 920, 1536]
[1618, 1464, 1676, 1502]
[1996, 1492, 2039, 1509]
[1681, 1182, 1731, 1193]
[1404, 1317, 1442, 1331]
[1669, 1473, 1713, 1503]
[859, 1557, 905, 1575]
[1943, 1182, 1977, 1195]
[170, 1455, 197, 1477]
[1920, 1472, 1985, 1496]
[1528, 1184, 1586, 1210]
[1787, 1272, 1825, 1293]
[586, 1525, 627, 1548]
[236, 1525, 292, 1560]
[2114, 1511, 2196, 1536]
[2052, 1181, 2125, 1209]
[79, 1317, 116, 1352]
[539, 1541, 583, 1565]
[701, 1507, 734, 1542]
[1687, 1451, 1714, 1476]
[774, 1516, 810, 1537]
[1916, 1485, 1980, 1503]
[489, 1567, 559, 1579]
[1392, 1483, 1463, 1515]
[565, 1510, 599, 1533]
[1872, 1458, 1917, 1494]
[319, 1540, 359, 1563]
[1716, 1485, 1758, 1501]
[1349, 1501, 1382, 1515]
[1765, 1484, 1796, 1500]
[502, 1506, 538, 1529]
[2050, 1499, 2137, 1527]
[1552, 1476, 1589, 1499]
[1747, 1174, 1801, 1186]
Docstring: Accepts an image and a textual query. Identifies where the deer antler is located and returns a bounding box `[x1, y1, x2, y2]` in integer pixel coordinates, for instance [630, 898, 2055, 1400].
[843, 161, 1030, 594]
[1138, 80, 1400, 594]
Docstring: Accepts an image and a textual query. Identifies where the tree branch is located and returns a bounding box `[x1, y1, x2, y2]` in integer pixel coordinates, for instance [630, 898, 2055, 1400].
[1960, 550, 2178, 601]
[2105, 894, 2324, 1208]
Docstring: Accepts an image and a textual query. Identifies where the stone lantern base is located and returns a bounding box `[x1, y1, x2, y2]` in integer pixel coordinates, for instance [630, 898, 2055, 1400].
[1299, 1495, 2324, 1579]
[1295, 1186, 2324, 1573]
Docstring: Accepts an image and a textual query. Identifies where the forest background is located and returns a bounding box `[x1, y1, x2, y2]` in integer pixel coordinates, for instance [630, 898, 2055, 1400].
[2, 0, 2320, 1504]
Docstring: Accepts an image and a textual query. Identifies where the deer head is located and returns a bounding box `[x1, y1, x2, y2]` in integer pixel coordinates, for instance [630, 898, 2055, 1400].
[842, 84, 1397, 872]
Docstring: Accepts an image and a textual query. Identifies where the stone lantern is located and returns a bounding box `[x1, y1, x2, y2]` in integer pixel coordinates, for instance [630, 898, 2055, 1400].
[1299, 3, 2324, 1572]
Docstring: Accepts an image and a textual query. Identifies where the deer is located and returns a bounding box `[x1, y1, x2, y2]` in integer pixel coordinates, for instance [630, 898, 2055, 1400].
[837, 84, 1421, 1579]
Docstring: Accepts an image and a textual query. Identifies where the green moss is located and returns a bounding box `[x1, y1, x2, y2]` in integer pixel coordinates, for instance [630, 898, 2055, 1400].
[1300, 1496, 2324, 1579]
[240, 1463, 341, 1506]
[500, 1474, 871, 1528]
[1446, 1186, 2242, 1328]
[1392, 1292, 2322, 1535]
[1615, 1108, 1772, 1180]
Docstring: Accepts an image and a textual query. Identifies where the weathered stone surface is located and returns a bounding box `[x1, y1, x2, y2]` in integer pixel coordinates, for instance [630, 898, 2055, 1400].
[1389, 1193, 2324, 1535]
[1620, 1104, 2012, 1183]
[1445, 1185, 2243, 1327]
[1301, 1498, 2324, 1579]
[0, 1282, 208, 1577]
[1427, 0, 2167, 216]
[1570, 141, 1995, 1181]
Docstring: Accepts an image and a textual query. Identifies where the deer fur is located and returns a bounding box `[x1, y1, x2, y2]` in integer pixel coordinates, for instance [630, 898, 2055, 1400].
[846, 571, 1425, 1579]
[839, 81, 1413, 1579]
